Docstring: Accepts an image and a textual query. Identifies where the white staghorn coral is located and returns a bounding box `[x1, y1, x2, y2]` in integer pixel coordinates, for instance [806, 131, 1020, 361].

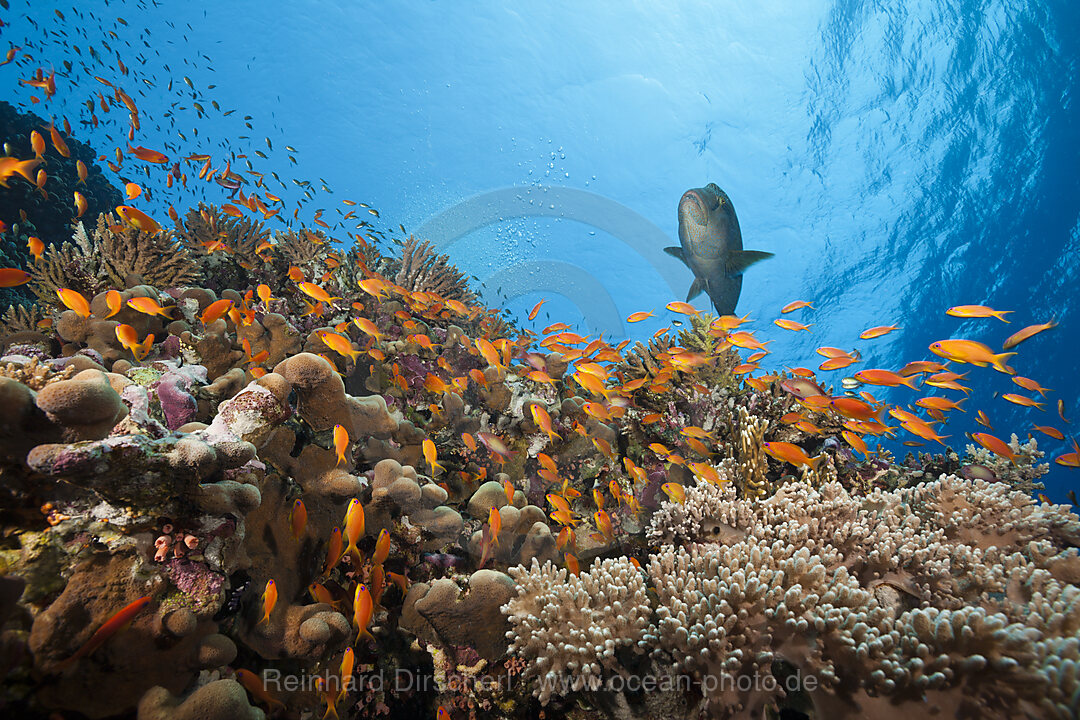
[502, 556, 651, 704]
[505, 474, 1080, 718]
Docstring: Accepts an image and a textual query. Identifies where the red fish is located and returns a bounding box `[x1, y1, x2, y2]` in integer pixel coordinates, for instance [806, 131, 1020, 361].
[60, 596, 152, 667]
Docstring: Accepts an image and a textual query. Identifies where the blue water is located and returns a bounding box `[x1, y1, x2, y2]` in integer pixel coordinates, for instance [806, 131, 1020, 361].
[4, 0, 1078, 497]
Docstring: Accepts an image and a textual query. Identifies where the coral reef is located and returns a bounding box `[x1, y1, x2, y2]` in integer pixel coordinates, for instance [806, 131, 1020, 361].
[508, 476, 1080, 719]
[0, 51, 1076, 720]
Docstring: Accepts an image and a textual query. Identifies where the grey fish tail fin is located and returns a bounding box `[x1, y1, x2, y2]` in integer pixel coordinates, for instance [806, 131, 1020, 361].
[725, 249, 774, 277]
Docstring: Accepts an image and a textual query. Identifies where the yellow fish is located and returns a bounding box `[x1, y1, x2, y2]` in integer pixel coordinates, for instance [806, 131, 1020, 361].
[422, 438, 444, 475]
[333, 424, 349, 466]
[126, 296, 173, 318]
[56, 288, 90, 317]
[318, 330, 362, 363]
[115, 205, 161, 234]
[529, 404, 561, 443]
[259, 579, 277, 625]
[353, 583, 374, 642]
[342, 498, 365, 560]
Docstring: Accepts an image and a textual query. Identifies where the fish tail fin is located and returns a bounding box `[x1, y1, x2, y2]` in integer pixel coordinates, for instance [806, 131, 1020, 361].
[901, 376, 920, 391]
[992, 352, 1018, 374]
[994, 311, 1012, 323]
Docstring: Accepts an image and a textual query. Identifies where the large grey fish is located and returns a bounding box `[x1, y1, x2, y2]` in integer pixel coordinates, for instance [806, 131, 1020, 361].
[665, 183, 773, 316]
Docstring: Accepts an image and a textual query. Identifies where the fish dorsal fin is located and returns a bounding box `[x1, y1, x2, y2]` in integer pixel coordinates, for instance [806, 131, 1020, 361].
[686, 276, 707, 301]
[726, 250, 774, 277]
[664, 246, 688, 266]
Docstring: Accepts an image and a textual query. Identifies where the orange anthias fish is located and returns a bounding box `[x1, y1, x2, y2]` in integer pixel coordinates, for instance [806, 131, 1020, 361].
[318, 330, 362, 363]
[257, 283, 272, 305]
[115, 324, 152, 361]
[115, 205, 161, 234]
[859, 325, 899, 339]
[970, 432, 1019, 465]
[1002, 393, 1045, 411]
[0, 156, 41, 187]
[1002, 319, 1057, 350]
[946, 304, 1012, 322]
[235, 669, 286, 711]
[337, 646, 356, 703]
[475, 337, 504, 369]
[781, 300, 813, 313]
[373, 528, 392, 565]
[353, 317, 382, 342]
[853, 369, 919, 390]
[259, 579, 277, 625]
[762, 441, 819, 469]
[901, 418, 949, 446]
[594, 510, 614, 541]
[0, 268, 32, 287]
[422, 438, 444, 475]
[488, 506, 503, 546]
[57, 288, 91, 317]
[333, 424, 349, 466]
[200, 298, 233, 325]
[774, 318, 812, 332]
[929, 339, 1015, 374]
[126, 296, 172, 318]
[353, 583, 374, 642]
[104, 290, 123, 318]
[27, 235, 44, 260]
[73, 191, 88, 218]
[323, 527, 344, 576]
[626, 310, 655, 323]
[289, 499, 307, 541]
[1012, 376, 1052, 397]
[1033, 425, 1065, 441]
[661, 482, 686, 504]
[60, 595, 152, 667]
[342, 499, 365, 560]
[298, 281, 340, 305]
[528, 298, 546, 320]
[127, 143, 168, 163]
[666, 301, 699, 316]
[530, 404, 561, 443]
[478, 432, 514, 462]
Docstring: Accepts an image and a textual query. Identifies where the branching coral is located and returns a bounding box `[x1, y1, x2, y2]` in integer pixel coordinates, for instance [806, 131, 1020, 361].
[964, 433, 1049, 494]
[618, 334, 674, 380]
[503, 557, 652, 704]
[0, 302, 43, 336]
[173, 204, 274, 290]
[28, 216, 200, 305]
[510, 475, 1080, 718]
[734, 404, 769, 497]
[394, 235, 475, 303]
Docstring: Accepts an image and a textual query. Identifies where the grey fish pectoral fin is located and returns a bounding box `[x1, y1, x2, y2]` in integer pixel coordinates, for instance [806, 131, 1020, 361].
[725, 250, 775, 277]
[686, 276, 707, 302]
[664, 246, 689, 265]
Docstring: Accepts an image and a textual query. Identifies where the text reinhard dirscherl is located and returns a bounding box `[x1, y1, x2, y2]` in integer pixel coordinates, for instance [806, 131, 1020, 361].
[260, 667, 819, 696]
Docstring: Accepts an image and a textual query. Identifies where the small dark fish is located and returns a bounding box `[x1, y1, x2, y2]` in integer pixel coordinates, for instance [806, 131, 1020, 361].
[213, 570, 251, 621]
